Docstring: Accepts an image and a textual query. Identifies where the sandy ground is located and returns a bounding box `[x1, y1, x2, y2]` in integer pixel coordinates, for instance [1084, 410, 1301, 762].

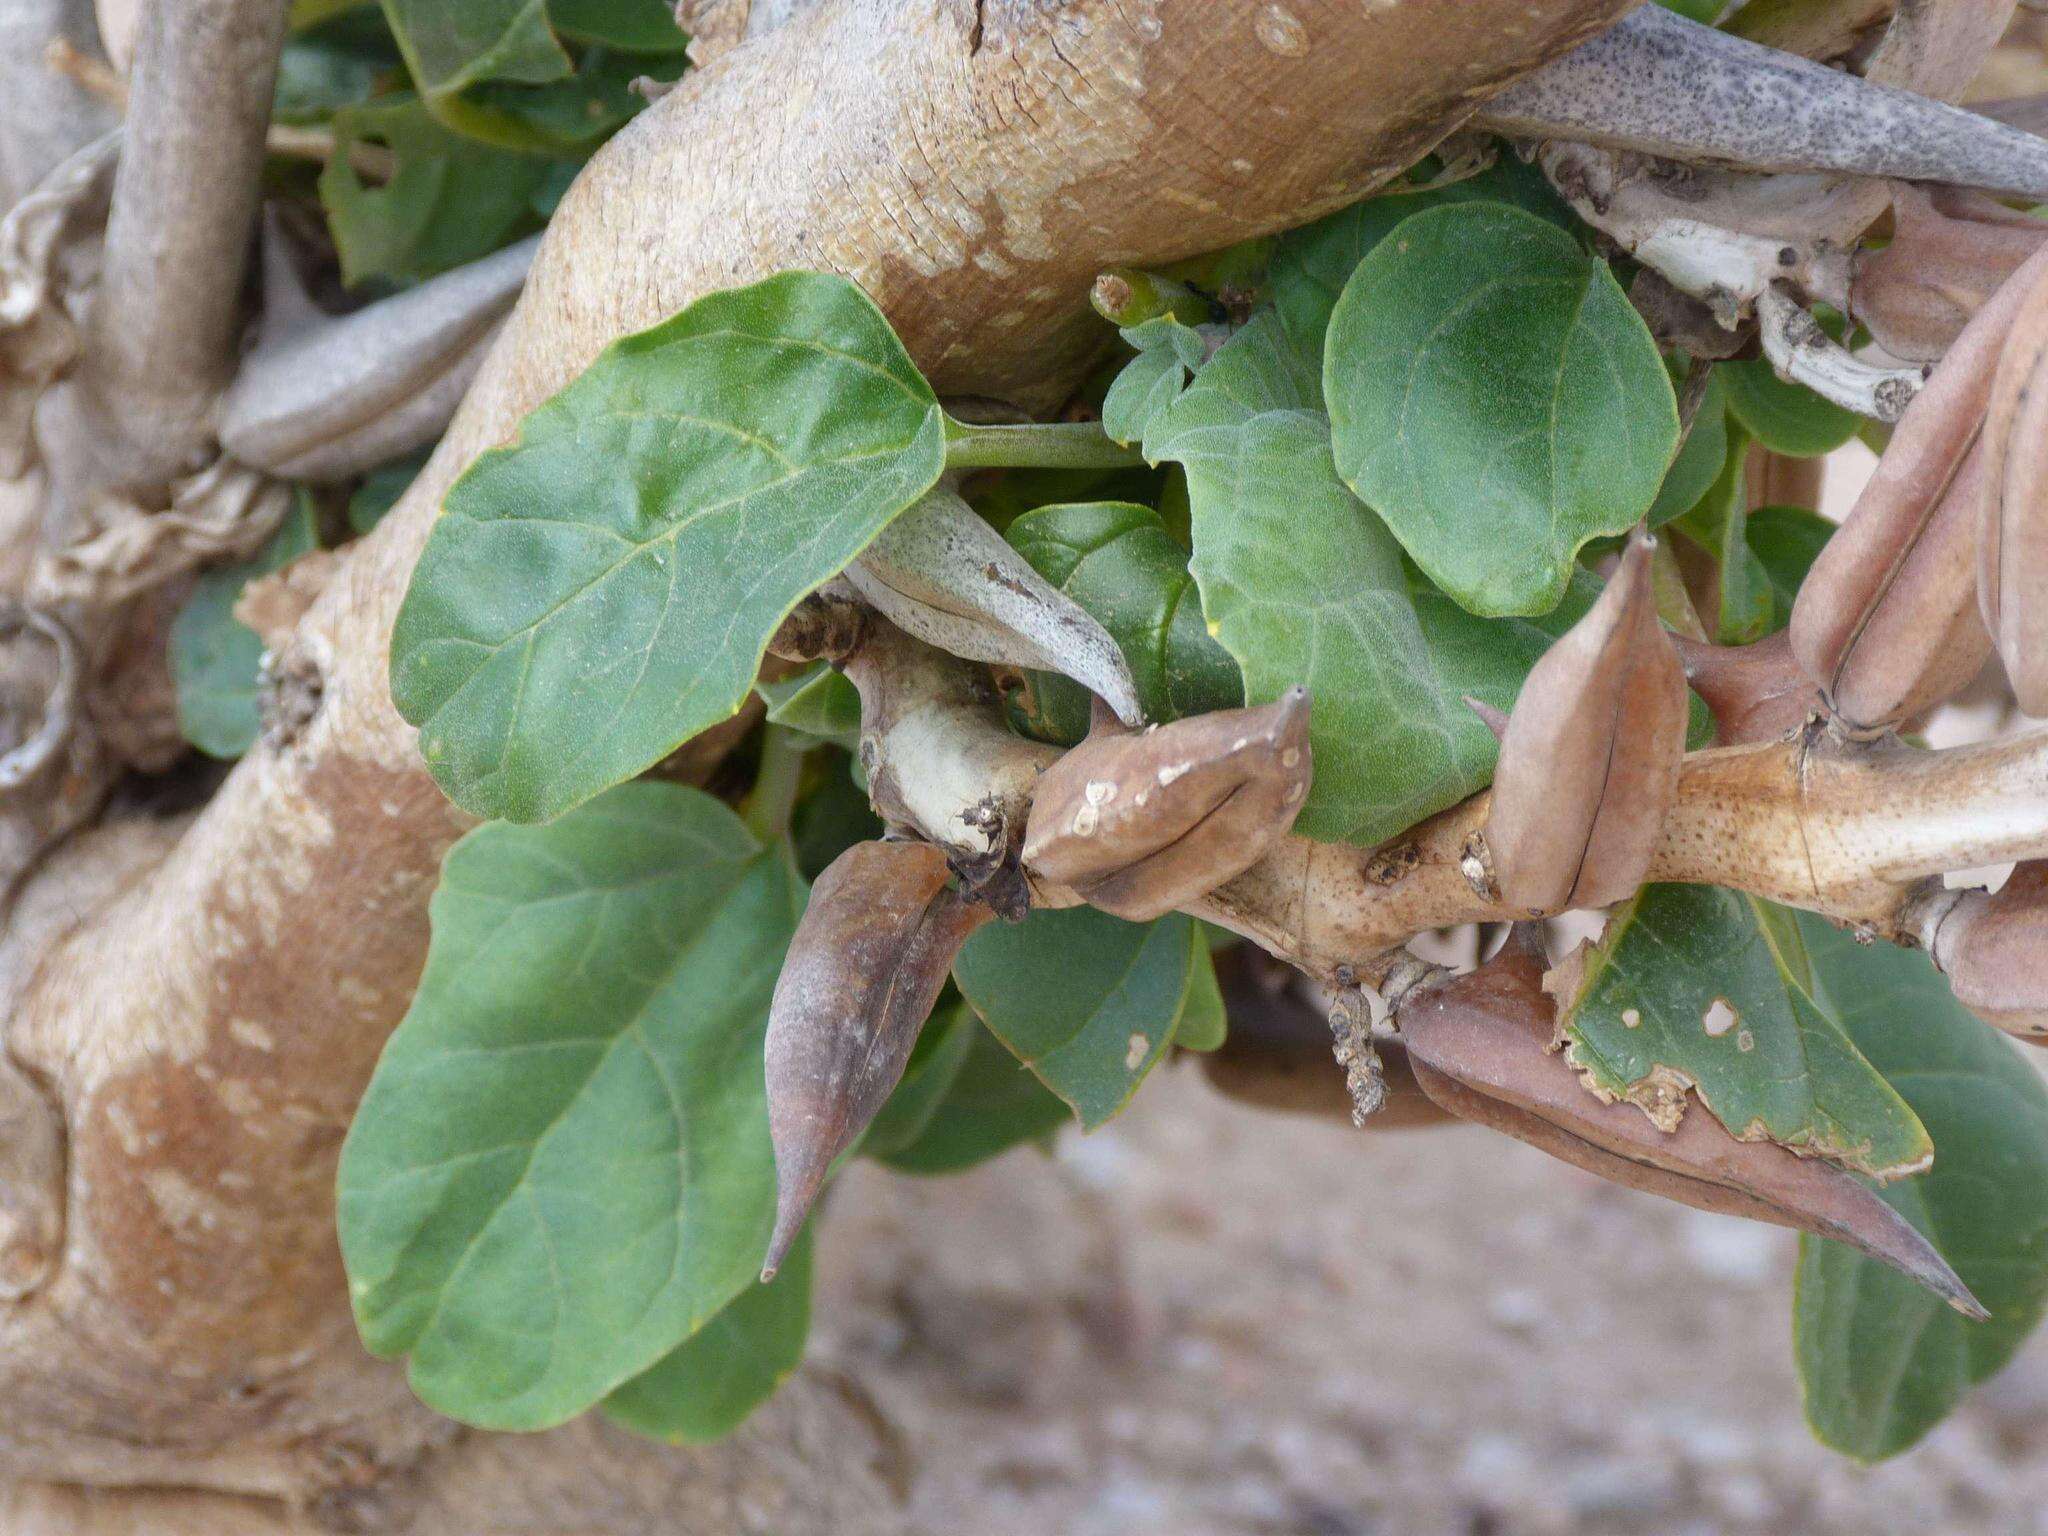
[812, 1060, 2048, 1536]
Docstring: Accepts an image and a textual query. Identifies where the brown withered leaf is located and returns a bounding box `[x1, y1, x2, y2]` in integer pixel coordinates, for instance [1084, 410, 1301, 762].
[763, 839, 990, 1277]
[1792, 245, 2048, 733]
[1479, 530, 1686, 912]
[1929, 862, 2048, 1043]
[1399, 947, 1985, 1316]
[1851, 182, 2048, 363]
[1021, 690, 1312, 921]
[1978, 252, 2048, 716]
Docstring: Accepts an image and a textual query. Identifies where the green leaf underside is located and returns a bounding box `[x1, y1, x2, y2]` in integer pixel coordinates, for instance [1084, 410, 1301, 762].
[1793, 915, 2048, 1461]
[858, 1000, 980, 1160]
[1175, 940, 1228, 1052]
[1720, 355, 1859, 458]
[1325, 202, 1678, 618]
[1145, 310, 1599, 846]
[1005, 500, 1242, 743]
[170, 496, 321, 759]
[873, 1019, 1071, 1174]
[953, 907, 1201, 1129]
[603, 1230, 812, 1444]
[1747, 503, 1836, 630]
[391, 271, 946, 823]
[1560, 885, 1930, 1179]
[755, 662, 862, 751]
[380, 0, 571, 108]
[337, 783, 800, 1429]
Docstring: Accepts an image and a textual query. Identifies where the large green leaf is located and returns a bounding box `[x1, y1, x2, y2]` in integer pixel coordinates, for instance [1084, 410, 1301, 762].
[337, 783, 800, 1429]
[1747, 503, 1835, 630]
[170, 496, 321, 759]
[1146, 312, 1597, 846]
[952, 906, 1203, 1128]
[872, 1017, 1070, 1174]
[603, 1230, 812, 1444]
[1648, 365, 1730, 527]
[1325, 202, 1678, 617]
[1268, 156, 1571, 361]
[1004, 500, 1242, 743]
[1558, 886, 1931, 1179]
[380, 0, 571, 109]
[1794, 914, 2048, 1461]
[392, 272, 947, 823]
[1720, 355, 1860, 458]
[549, 0, 690, 51]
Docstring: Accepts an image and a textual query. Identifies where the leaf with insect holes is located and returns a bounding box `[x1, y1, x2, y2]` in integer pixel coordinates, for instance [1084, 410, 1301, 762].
[952, 906, 1207, 1129]
[336, 783, 800, 1430]
[1005, 500, 1242, 744]
[1794, 913, 2048, 1461]
[602, 1231, 811, 1445]
[1554, 885, 1931, 1179]
[391, 271, 946, 823]
[1325, 202, 1678, 617]
[170, 494, 320, 759]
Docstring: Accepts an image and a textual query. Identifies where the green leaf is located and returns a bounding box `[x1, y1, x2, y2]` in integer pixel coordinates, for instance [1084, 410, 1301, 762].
[1673, 421, 1773, 645]
[1004, 500, 1242, 743]
[1558, 885, 1931, 1179]
[1648, 366, 1729, 527]
[952, 907, 1202, 1128]
[170, 495, 321, 759]
[274, 8, 402, 125]
[549, 0, 689, 51]
[873, 1017, 1071, 1175]
[1747, 503, 1835, 630]
[319, 96, 551, 286]
[1326, 202, 1678, 617]
[392, 272, 946, 823]
[602, 1231, 812, 1444]
[1100, 316, 1206, 447]
[755, 663, 862, 752]
[1720, 356, 1859, 458]
[1269, 156, 1572, 361]
[858, 1000, 979, 1159]
[349, 450, 431, 535]
[1147, 311, 1598, 846]
[380, 0, 571, 110]
[1793, 914, 2048, 1460]
[1176, 939, 1227, 1052]
[437, 40, 682, 155]
[788, 754, 883, 882]
[336, 782, 800, 1429]
[1655, 0, 1724, 19]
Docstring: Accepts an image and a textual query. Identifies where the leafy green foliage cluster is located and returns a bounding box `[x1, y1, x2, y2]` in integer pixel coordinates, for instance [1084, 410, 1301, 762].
[175, 8, 2048, 1461]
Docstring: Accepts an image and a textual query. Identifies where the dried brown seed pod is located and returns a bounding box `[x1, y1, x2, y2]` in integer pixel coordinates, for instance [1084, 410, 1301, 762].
[1923, 863, 2048, 1043]
[762, 839, 991, 1277]
[1669, 630, 1820, 745]
[1479, 530, 1687, 912]
[1851, 182, 2048, 363]
[1790, 246, 2048, 733]
[1398, 945, 1985, 1316]
[1021, 690, 1312, 922]
[1978, 251, 2048, 716]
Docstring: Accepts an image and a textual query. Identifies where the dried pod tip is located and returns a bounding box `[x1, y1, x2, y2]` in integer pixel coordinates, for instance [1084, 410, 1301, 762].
[1927, 863, 2048, 1043]
[1021, 689, 1312, 922]
[762, 840, 991, 1278]
[1668, 630, 1818, 746]
[1483, 530, 1686, 912]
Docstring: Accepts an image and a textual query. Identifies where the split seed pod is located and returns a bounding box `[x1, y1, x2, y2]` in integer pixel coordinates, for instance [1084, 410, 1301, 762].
[1791, 246, 2048, 733]
[1925, 863, 2048, 1043]
[762, 839, 991, 1277]
[1398, 944, 1984, 1315]
[1021, 690, 1312, 921]
[1479, 530, 1687, 912]
[1977, 250, 2048, 716]
[1851, 183, 2048, 363]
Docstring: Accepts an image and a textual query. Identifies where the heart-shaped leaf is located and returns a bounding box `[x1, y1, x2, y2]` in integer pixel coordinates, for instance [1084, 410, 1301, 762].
[392, 271, 946, 822]
[1325, 202, 1677, 617]
[337, 783, 800, 1429]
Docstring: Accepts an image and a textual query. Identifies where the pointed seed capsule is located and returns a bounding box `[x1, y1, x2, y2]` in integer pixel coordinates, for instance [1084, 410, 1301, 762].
[1480, 531, 1687, 912]
[1398, 946, 1985, 1316]
[762, 840, 991, 1278]
[1021, 690, 1312, 921]
[1924, 863, 2048, 1043]
[1851, 182, 2048, 364]
[1668, 630, 1820, 746]
[1978, 251, 2048, 716]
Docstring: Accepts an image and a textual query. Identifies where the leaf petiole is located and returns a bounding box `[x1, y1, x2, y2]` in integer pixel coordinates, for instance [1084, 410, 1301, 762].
[941, 417, 1147, 471]
[742, 725, 809, 843]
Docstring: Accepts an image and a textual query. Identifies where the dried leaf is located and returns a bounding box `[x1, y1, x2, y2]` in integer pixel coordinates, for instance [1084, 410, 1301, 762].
[1021, 691, 1312, 921]
[1480, 531, 1687, 911]
[763, 840, 990, 1276]
[1851, 183, 2048, 363]
[1400, 948, 1984, 1316]
[845, 487, 1142, 725]
[1928, 863, 2048, 1042]
[1979, 253, 2048, 716]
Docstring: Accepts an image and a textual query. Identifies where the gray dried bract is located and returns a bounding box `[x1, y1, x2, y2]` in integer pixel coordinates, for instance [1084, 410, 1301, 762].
[1851, 183, 2048, 363]
[1978, 252, 2048, 716]
[846, 487, 1142, 725]
[762, 839, 990, 1277]
[1400, 947, 1984, 1316]
[1021, 690, 1312, 921]
[1929, 863, 2048, 1043]
[1480, 531, 1686, 913]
